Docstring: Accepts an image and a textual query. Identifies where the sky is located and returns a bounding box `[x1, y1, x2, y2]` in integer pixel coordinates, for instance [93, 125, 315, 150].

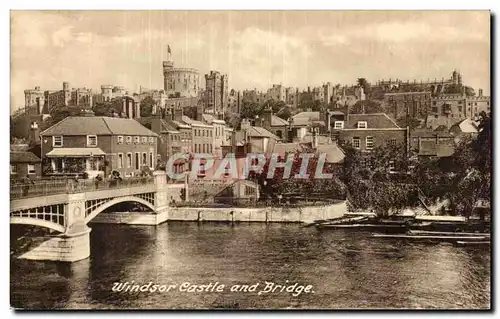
[10, 10, 490, 111]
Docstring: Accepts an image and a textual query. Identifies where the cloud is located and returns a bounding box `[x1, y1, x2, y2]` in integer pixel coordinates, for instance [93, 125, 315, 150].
[227, 27, 312, 89]
[10, 11, 490, 111]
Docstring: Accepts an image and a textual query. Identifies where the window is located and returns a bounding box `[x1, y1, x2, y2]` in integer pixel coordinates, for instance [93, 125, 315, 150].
[117, 136, 124, 144]
[135, 153, 140, 170]
[357, 121, 367, 129]
[10, 164, 17, 174]
[142, 137, 148, 144]
[149, 152, 154, 168]
[149, 137, 154, 144]
[142, 153, 147, 166]
[118, 153, 123, 169]
[334, 121, 344, 129]
[388, 139, 397, 146]
[87, 135, 97, 147]
[127, 153, 132, 168]
[134, 136, 140, 144]
[199, 163, 206, 176]
[52, 136, 63, 147]
[27, 164, 36, 174]
[366, 136, 374, 150]
[126, 136, 132, 144]
[352, 137, 360, 149]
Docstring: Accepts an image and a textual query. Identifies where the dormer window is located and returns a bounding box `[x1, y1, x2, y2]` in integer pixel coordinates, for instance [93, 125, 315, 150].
[334, 121, 344, 129]
[126, 136, 132, 144]
[357, 121, 367, 129]
[87, 135, 97, 147]
[134, 136, 140, 144]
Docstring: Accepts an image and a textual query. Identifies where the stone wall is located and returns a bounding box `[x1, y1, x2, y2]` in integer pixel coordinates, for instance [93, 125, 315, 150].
[168, 201, 347, 223]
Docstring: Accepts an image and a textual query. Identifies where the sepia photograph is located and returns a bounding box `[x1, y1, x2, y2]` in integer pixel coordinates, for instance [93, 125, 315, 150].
[9, 10, 491, 310]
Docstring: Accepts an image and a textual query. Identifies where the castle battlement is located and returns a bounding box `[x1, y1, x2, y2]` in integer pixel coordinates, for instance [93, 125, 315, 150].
[433, 94, 465, 100]
[165, 67, 199, 73]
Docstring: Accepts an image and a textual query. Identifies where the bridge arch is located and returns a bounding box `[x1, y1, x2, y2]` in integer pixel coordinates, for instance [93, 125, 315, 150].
[85, 196, 156, 223]
[10, 217, 66, 233]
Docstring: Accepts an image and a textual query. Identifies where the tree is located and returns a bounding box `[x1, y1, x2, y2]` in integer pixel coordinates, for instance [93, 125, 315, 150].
[276, 107, 292, 120]
[140, 96, 156, 117]
[341, 113, 492, 217]
[298, 92, 314, 110]
[357, 78, 372, 95]
[183, 106, 198, 120]
[249, 149, 347, 201]
[396, 117, 421, 130]
[93, 98, 123, 117]
[240, 101, 263, 119]
[340, 142, 419, 215]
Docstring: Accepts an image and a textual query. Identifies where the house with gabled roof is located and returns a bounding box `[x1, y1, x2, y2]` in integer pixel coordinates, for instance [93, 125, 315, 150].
[327, 112, 409, 153]
[40, 115, 158, 178]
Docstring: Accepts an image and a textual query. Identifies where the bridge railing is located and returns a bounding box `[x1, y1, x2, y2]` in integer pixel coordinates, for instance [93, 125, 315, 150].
[10, 176, 155, 200]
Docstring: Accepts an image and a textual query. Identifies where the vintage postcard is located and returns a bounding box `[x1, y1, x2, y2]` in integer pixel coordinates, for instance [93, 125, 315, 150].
[10, 10, 491, 310]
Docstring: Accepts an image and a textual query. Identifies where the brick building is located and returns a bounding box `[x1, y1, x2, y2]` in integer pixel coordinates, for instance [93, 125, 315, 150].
[328, 112, 409, 153]
[40, 115, 158, 179]
[10, 150, 42, 180]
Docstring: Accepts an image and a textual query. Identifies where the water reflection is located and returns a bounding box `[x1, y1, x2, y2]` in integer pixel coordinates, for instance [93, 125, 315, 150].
[10, 223, 490, 310]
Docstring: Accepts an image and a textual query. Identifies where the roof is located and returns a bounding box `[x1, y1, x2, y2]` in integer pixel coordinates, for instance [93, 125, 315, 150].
[248, 126, 281, 140]
[292, 111, 320, 120]
[450, 118, 478, 133]
[233, 126, 281, 145]
[160, 119, 180, 133]
[329, 110, 345, 116]
[345, 113, 400, 129]
[46, 148, 106, 157]
[300, 134, 332, 145]
[10, 151, 41, 163]
[417, 139, 455, 157]
[273, 143, 304, 154]
[271, 115, 289, 126]
[171, 120, 191, 129]
[182, 115, 212, 128]
[41, 116, 158, 137]
[410, 129, 453, 138]
[316, 143, 345, 164]
[202, 114, 225, 125]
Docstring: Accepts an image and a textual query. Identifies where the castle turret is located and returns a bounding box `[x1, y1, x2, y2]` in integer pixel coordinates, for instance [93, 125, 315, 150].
[63, 81, 71, 106]
[162, 44, 174, 75]
[452, 70, 459, 85]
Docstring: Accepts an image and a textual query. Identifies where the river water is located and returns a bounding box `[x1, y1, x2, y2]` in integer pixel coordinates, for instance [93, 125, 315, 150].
[10, 222, 491, 310]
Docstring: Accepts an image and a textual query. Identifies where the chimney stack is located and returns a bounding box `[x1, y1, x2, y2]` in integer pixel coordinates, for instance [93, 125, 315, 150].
[29, 121, 40, 144]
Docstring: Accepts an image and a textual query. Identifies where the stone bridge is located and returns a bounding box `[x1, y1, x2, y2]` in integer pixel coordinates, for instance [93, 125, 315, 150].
[10, 171, 182, 262]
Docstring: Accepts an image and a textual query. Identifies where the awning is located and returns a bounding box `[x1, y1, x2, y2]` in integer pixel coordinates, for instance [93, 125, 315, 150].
[46, 148, 106, 157]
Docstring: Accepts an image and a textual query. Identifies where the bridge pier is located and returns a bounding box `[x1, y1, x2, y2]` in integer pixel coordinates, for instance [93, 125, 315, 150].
[19, 227, 91, 262]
